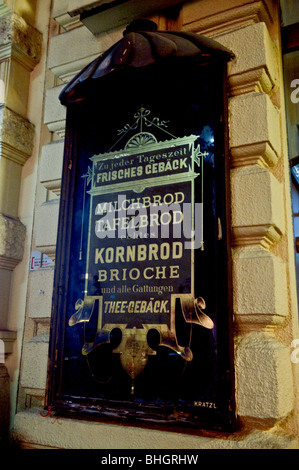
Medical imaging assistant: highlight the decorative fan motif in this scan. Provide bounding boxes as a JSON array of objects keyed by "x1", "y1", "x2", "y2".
[{"x1": 125, "y1": 132, "x2": 157, "y2": 149}]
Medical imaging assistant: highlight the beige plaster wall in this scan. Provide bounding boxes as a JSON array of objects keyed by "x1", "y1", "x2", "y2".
[{"x1": 7, "y1": 0, "x2": 299, "y2": 449}]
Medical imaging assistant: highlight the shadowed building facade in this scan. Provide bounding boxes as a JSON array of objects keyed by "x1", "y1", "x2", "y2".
[{"x1": 0, "y1": 0, "x2": 298, "y2": 449}]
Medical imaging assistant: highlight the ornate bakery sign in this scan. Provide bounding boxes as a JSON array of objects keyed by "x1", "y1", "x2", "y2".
[
  {"x1": 46, "y1": 21, "x2": 235, "y2": 431},
  {"x1": 68, "y1": 107, "x2": 213, "y2": 392}
]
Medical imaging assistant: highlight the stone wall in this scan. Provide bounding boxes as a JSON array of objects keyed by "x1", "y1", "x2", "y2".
[
  {"x1": 0, "y1": 0, "x2": 45, "y2": 445},
  {"x1": 8, "y1": 0, "x2": 299, "y2": 448}
]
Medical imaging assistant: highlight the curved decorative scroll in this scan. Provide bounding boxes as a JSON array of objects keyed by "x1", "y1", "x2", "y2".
[
  {"x1": 181, "y1": 295, "x2": 214, "y2": 329},
  {"x1": 69, "y1": 294, "x2": 214, "y2": 390}
]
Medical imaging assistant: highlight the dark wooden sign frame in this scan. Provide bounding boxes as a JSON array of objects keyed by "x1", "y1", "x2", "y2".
[{"x1": 46, "y1": 24, "x2": 236, "y2": 433}]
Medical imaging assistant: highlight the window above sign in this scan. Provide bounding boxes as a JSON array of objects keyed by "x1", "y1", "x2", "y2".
[{"x1": 67, "y1": 0, "x2": 187, "y2": 34}]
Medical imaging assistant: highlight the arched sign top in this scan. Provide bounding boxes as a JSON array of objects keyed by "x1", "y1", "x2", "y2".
[{"x1": 59, "y1": 19, "x2": 234, "y2": 105}]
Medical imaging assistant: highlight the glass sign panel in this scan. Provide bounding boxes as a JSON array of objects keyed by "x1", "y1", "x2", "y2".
[{"x1": 69, "y1": 113, "x2": 213, "y2": 393}]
